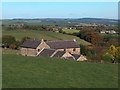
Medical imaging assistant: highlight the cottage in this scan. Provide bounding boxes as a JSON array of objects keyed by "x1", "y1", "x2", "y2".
[
  {"x1": 100, "y1": 30, "x2": 106, "y2": 34},
  {"x1": 20, "y1": 39, "x2": 50, "y2": 56},
  {"x1": 20, "y1": 39, "x2": 87, "y2": 61},
  {"x1": 109, "y1": 30, "x2": 117, "y2": 34},
  {"x1": 100, "y1": 30, "x2": 117, "y2": 34},
  {"x1": 46, "y1": 40, "x2": 80, "y2": 55}
]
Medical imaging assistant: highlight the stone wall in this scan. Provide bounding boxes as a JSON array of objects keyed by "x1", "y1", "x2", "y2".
[
  {"x1": 77, "y1": 55, "x2": 87, "y2": 61},
  {"x1": 20, "y1": 48, "x2": 37, "y2": 56},
  {"x1": 20, "y1": 48, "x2": 27, "y2": 56},
  {"x1": 27, "y1": 48, "x2": 37, "y2": 56},
  {"x1": 57, "y1": 48, "x2": 80, "y2": 55},
  {"x1": 73, "y1": 48, "x2": 80, "y2": 55},
  {"x1": 62, "y1": 52, "x2": 74, "y2": 58},
  {"x1": 36, "y1": 40, "x2": 50, "y2": 53}
]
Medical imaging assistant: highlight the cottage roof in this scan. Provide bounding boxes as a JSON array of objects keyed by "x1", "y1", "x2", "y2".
[
  {"x1": 38, "y1": 49, "x2": 56, "y2": 57},
  {"x1": 20, "y1": 40, "x2": 41, "y2": 49},
  {"x1": 52, "y1": 51, "x2": 66, "y2": 57},
  {"x1": 46, "y1": 40, "x2": 80, "y2": 49},
  {"x1": 72, "y1": 54, "x2": 81, "y2": 60},
  {"x1": 65, "y1": 57, "x2": 74, "y2": 60}
]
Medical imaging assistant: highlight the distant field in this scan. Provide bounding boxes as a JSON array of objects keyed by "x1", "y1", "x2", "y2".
[
  {"x1": 2, "y1": 53, "x2": 118, "y2": 88},
  {"x1": 2, "y1": 19, "x2": 76, "y2": 26},
  {"x1": 0, "y1": 27, "x2": 2, "y2": 35},
  {"x1": 62, "y1": 29, "x2": 80, "y2": 34},
  {"x1": 100, "y1": 33, "x2": 120, "y2": 38},
  {"x1": 2, "y1": 30, "x2": 91, "y2": 46}
]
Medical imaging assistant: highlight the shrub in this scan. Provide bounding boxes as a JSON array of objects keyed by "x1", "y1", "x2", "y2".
[
  {"x1": 2, "y1": 35, "x2": 16, "y2": 48},
  {"x1": 20, "y1": 37, "x2": 31, "y2": 44},
  {"x1": 80, "y1": 44, "x2": 87, "y2": 55},
  {"x1": 102, "y1": 54, "x2": 113, "y2": 63},
  {"x1": 116, "y1": 55, "x2": 120, "y2": 63},
  {"x1": 14, "y1": 41, "x2": 21, "y2": 49},
  {"x1": 9, "y1": 43, "x2": 17, "y2": 49}
]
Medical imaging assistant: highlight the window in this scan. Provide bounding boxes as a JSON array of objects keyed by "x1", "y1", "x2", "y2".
[
  {"x1": 38, "y1": 49, "x2": 40, "y2": 52},
  {"x1": 73, "y1": 48, "x2": 76, "y2": 51}
]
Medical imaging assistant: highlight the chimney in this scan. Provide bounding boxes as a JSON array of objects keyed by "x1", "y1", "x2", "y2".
[
  {"x1": 73, "y1": 39, "x2": 76, "y2": 42},
  {"x1": 33, "y1": 38, "x2": 36, "y2": 40},
  {"x1": 41, "y1": 39, "x2": 44, "y2": 42}
]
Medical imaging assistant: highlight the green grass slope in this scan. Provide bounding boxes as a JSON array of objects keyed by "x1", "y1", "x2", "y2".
[
  {"x1": 3, "y1": 54, "x2": 118, "y2": 88},
  {"x1": 62, "y1": 29, "x2": 80, "y2": 34},
  {"x1": 2, "y1": 30, "x2": 91, "y2": 46}
]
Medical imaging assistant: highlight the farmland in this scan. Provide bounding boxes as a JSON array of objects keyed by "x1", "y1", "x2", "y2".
[
  {"x1": 100, "y1": 33, "x2": 120, "y2": 38},
  {"x1": 1, "y1": 18, "x2": 119, "y2": 88},
  {"x1": 2, "y1": 30, "x2": 91, "y2": 46},
  {"x1": 62, "y1": 29, "x2": 80, "y2": 34},
  {"x1": 2, "y1": 52, "x2": 118, "y2": 88}
]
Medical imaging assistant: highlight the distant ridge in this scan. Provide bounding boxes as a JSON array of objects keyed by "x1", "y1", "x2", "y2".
[
  {"x1": 11, "y1": 17, "x2": 117, "y2": 20},
  {"x1": 2, "y1": 18, "x2": 118, "y2": 26}
]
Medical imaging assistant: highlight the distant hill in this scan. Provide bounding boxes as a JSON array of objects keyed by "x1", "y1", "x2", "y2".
[
  {"x1": 76, "y1": 18, "x2": 118, "y2": 25},
  {"x1": 2, "y1": 18, "x2": 118, "y2": 26}
]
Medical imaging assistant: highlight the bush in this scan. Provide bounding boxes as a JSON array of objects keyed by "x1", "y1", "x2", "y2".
[
  {"x1": 116, "y1": 55, "x2": 120, "y2": 63},
  {"x1": 15, "y1": 41, "x2": 21, "y2": 49},
  {"x1": 20, "y1": 37, "x2": 31, "y2": 44},
  {"x1": 80, "y1": 44, "x2": 87, "y2": 55},
  {"x1": 9, "y1": 43, "x2": 17, "y2": 49},
  {"x1": 102, "y1": 54, "x2": 113, "y2": 63},
  {"x1": 2, "y1": 35, "x2": 16, "y2": 48}
]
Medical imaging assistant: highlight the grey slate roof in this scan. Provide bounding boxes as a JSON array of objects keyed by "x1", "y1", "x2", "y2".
[
  {"x1": 52, "y1": 51, "x2": 66, "y2": 57},
  {"x1": 38, "y1": 49, "x2": 56, "y2": 57},
  {"x1": 46, "y1": 40, "x2": 80, "y2": 49},
  {"x1": 20, "y1": 40, "x2": 41, "y2": 49},
  {"x1": 65, "y1": 57, "x2": 75, "y2": 60},
  {"x1": 72, "y1": 54, "x2": 81, "y2": 60}
]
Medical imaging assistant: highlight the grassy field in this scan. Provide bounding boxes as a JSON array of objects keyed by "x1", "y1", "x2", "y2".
[
  {"x1": 62, "y1": 29, "x2": 80, "y2": 34},
  {"x1": 0, "y1": 26, "x2": 2, "y2": 89},
  {"x1": 0, "y1": 48, "x2": 1, "y2": 89},
  {"x1": 2, "y1": 52, "x2": 118, "y2": 88},
  {"x1": 2, "y1": 30, "x2": 91, "y2": 46},
  {"x1": 100, "y1": 33, "x2": 120, "y2": 38},
  {"x1": 1, "y1": 29, "x2": 118, "y2": 88}
]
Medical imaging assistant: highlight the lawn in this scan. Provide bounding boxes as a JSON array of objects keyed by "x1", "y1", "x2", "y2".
[
  {"x1": 62, "y1": 29, "x2": 80, "y2": 34},
  {"x1": 2, "y1": 30, "x2": 91, "y2": 46},
  {"x1": 2, "y1": 53, "x2": 118, "y2": 88}
]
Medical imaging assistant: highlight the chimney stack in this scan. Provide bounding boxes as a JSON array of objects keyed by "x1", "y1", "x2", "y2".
[
  {"x1": 73, "y1": 39, "x2": 76, "y2": 42},
  {"x1": 41, "y1": 39, "x2": 44, "y2": 42}
]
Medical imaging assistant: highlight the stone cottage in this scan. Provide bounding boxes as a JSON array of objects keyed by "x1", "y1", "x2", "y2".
[
  {"x1": 20, "y1": 39, "x2": 49, "y2": 56},
  {"x1": 20, "y1": 39, "x2": 87, "y2": 61},
  {"x1": 46, "y1": 40, "x2": 80, "y2": 55}
]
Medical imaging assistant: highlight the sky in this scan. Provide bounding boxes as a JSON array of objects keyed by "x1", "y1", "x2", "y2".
[{"x1": 2, "y1": 2, "x2": 118, "y2": 19}]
